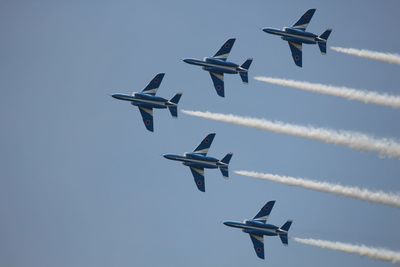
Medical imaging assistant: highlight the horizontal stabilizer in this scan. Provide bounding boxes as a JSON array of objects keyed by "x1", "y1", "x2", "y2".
[
  {"x1": 318, "y1": 42, "x2": 327, "y2": 54},
  {"x1": 219, "y1": 167, "x2": 229, "y2": 179},
  {"x1": 168, "y1": 93, "x2": 182, "y2": 117},
  {"x1": 318, "y1": 29, "x2": 332, "y2": 54},
  {"x1": 219, "y1": 153, "x2": 232, "y2": 179},
  {"x1": 168, "y1": 106, "x2": 178, "y2": 117},
  {"x1": 319, "y1": 29, "x2": 332, "y2": 41},
  {"x1": 279, "y1": 233, "x2": 289, "y2": 245},
  {"x1": 280, "y1": 220, "x2": 292, "y2": 232},
  {"x1": 221, "y1": 152, "x2": 233, "y2": 164},
  {"x1": 240, "y1": 72, "x2": 249, "y2": 83},
  {"x1": 241, "y1": 58, "x2": 253, "y2": 70},
  {"x1": 170, "y1": 92, "x2": 182, "y2": 104},
  {"x1": 278, "y1": 220, "x2": 292, "y2": 245}
]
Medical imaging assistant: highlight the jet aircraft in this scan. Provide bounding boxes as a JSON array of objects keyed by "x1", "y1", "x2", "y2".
[
  {"x1": 262, "y1": 9, "x2": 332, "y2": 67},
  {"x1": 223, "y1": 201, "x2": 292, "y2": 259},
  {"x1": 163, "y1": 133, "x2": 233, "y2": 192},
  {"x1": 112, "y1": 73, "x2": 182, "y2": 132},
  {"x1": 183, "y1": 38, "x2": 253, "y2": 97}
]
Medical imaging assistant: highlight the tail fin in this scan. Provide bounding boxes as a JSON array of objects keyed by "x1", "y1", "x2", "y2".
[
  {"x1": 320, "y1": 29, "x2": 332, "y2": 41},
  {"x1": 278, "y1": 220, "x2": 293, "y2": 245},
  {"x1": 221, "y1": 153, "x2": 233, "y2": 164},
  {"x1": 318, "y1": 29, "x2": 332, "y2": 54},
  {"x1": 168, "y1": 93, "x2": 182, "y2": 117},
  {"x1": 239, "y1": 58, "x2": 253, "y2": 83},
  {"x1": 281, "y1": 220, "x2": 292, "y2": 232},
  {"x1": 219, "y1": 153, "x2": 233, "y2": 179}
]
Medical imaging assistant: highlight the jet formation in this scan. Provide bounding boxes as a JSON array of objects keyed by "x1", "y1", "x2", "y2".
[
  {"x1": 112, "y1": 73, "x2": 182, "y2": 132},
  {"x1": 262, "y1": 9, "x2": 332, "y2": 67},
  {"x1": 108, "y1": 8, "x2": 336, "y2": 261},
  {"x1": 183, "y1": 38, "x2": 253, "y2": 97},
  {"x1": 223, "y1": 201, "x2": 292, "y2": 259},
  {"x1": 163, "y1": 133, "x2": 233, "y2": 192}
]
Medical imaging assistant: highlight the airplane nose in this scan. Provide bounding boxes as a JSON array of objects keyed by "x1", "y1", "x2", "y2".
[
  {"x1": 223, "y1": 221, "x2": 233, "y2": 227},
  {"x1": 111, "y1": 94, "x2": 119, "y2": 99},
  {"x1": 182, "y1": 58, "x2": 190, "y2": 64},
  {"x1": 262, "y1": 28, "x2": 273, "y2": 33},
  {"x1": 163, "y1": 154, "x2": 173, "y2": 160}
]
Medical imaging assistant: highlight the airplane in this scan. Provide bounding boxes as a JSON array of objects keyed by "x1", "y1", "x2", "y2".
[
  {"x1": 262, "y1": 9, "x2": 332, "y2": 67},
  {"x1": 111, "y1": 73, "x2": 182, "y2": 132},
  {"x1": 183, "y1": 38, "x2": 253, "y2": 97},
  {"x1": 223, "y1": 201, "x2": 292, "y2": 259},
  {"x1": 163, "y1": 133, "x2": 233, "y2": 192}
]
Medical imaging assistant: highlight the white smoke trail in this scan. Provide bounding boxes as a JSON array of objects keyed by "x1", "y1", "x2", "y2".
[
  {"x1": 235, "y1": 170, "x2": 400, "y2": 208},
  {"x1": 255, "y1": 76, "x2": 400, "y2": 109},
  {"x1": 181, "y1": 110, "x2": 400, "y2": 159},
  {"x1": 331, "y1": 46, "x2": 400, "y2": 65},
  {"x1": 293, "y1": 237, "x2": 400, "y2": 264}
]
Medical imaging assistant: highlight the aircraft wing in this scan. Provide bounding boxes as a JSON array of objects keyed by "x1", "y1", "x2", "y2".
[
  {"x1": 253, "y1": 200, "x2": 275, "y2": 223},
  {"x1": 138, "y1": 107, "x2": 154, "y2": 132},
  {"x1": 212, "y1": 38, "x2": 236, "y2": 61},
  {"x1": 249, "y1": 234, "x2": 265, "y2": 259},
  {"x1": 193, "y1": 133, "x2": 216, "y2": 155},
  {"x1": 292, "y1": 9, "x2": 316, "y2": 31},
  {"x1": 209, "y1": 72, "x2": 225, "y2": 97},
  {"x1": 189, "y1": 167, "x2": 205, "y2": 192},
  {"x1": 140, "y1": 73, "x2": 165, "y2": 96},
  {"x1": 288, "y1": 42, "x2": 303, "y2": 67}
]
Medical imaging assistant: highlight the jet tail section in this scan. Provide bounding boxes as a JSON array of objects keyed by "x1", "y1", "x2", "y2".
[
  {"x1": 168, "y1": 93, "x2": 182, "y2": 117},
  {"x1": 280, "y1": 220, "x2": 292, "y2": 231},
  {"x1": 241, "y1": 58, "x2": 253, "y2": 70},
  {"x1": 239, "y1": 58, "x2": 253, "y2": 83},
  {"x1": 278, "y1": 220, "x2": 293, "y2": 245},
  {"x1": 319, "y1": 29, "x2": 332, "y2": 41},
  {"x1": 221, "y1": 152, "x2": 233, "y2": 164},
  {"x1": 317, "y1": 29, "x2": 332, "y2": 54},
  {"x1": 279, "y1": 233, "x2": 289, "y2": 245},
  {"x1": 219, "y1": 153, "x2": 233, "y2": 179}
]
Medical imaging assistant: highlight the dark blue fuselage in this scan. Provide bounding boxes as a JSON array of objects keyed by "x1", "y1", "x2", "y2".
[
  {"x1": 112, "y1": 93, "x2": 172, "y2": 109},
  {"x1": 263, "y1": 27, "x2": 322, "y2": 45},
  {"x1": 183, "y1": 58, "x2": 246, "y2": 75},
  {"x1": 223, "y1": 220, "x2": 283, "y2": 237},
  {"x1": 163, "y1": 153, "x2": 225, "y2": 169}
]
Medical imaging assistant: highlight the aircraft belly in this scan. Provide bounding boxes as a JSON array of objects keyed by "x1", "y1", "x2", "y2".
[
  {"x1": 242, "y1": 226, "x2": 277, "y2": 236},
  {"x1": 203, "y1": 67, "x2": 236, "y2": 74},
  {"x1": 281, "y1": 35, "x2": 316, "y2": 44},
  {"x1": 182, "y1": 159, "x2": 218, "y2": 169},
  {"x1": 131, "y1": 99, "x2": 166, "y2": 109}
]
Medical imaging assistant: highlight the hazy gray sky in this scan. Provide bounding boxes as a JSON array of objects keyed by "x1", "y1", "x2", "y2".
[{"x1": 1, "y1": 1, "x2": 399, "y2": 266}]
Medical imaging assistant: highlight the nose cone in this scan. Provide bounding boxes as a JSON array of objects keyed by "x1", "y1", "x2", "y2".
[
  {"x1": 223, "y1": 221, "x2": 234, "y2": 227},
  {"x1": 262, "y1": 28, "x2": 274, "y2": 34},
  {"x1": 163, "y1": 154, "x2": 174, "y2": 160},
  {"x1": 111, "y1": 94, "x2": 124, "y2": 100},
  {"x1": 182, "y1": 58, "x2": 198, "y2": 65}
]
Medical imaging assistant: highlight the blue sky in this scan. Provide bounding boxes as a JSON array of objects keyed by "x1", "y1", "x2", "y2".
[{"x1": 1, "y1": 0, "x2": 399, "y2": 266}]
